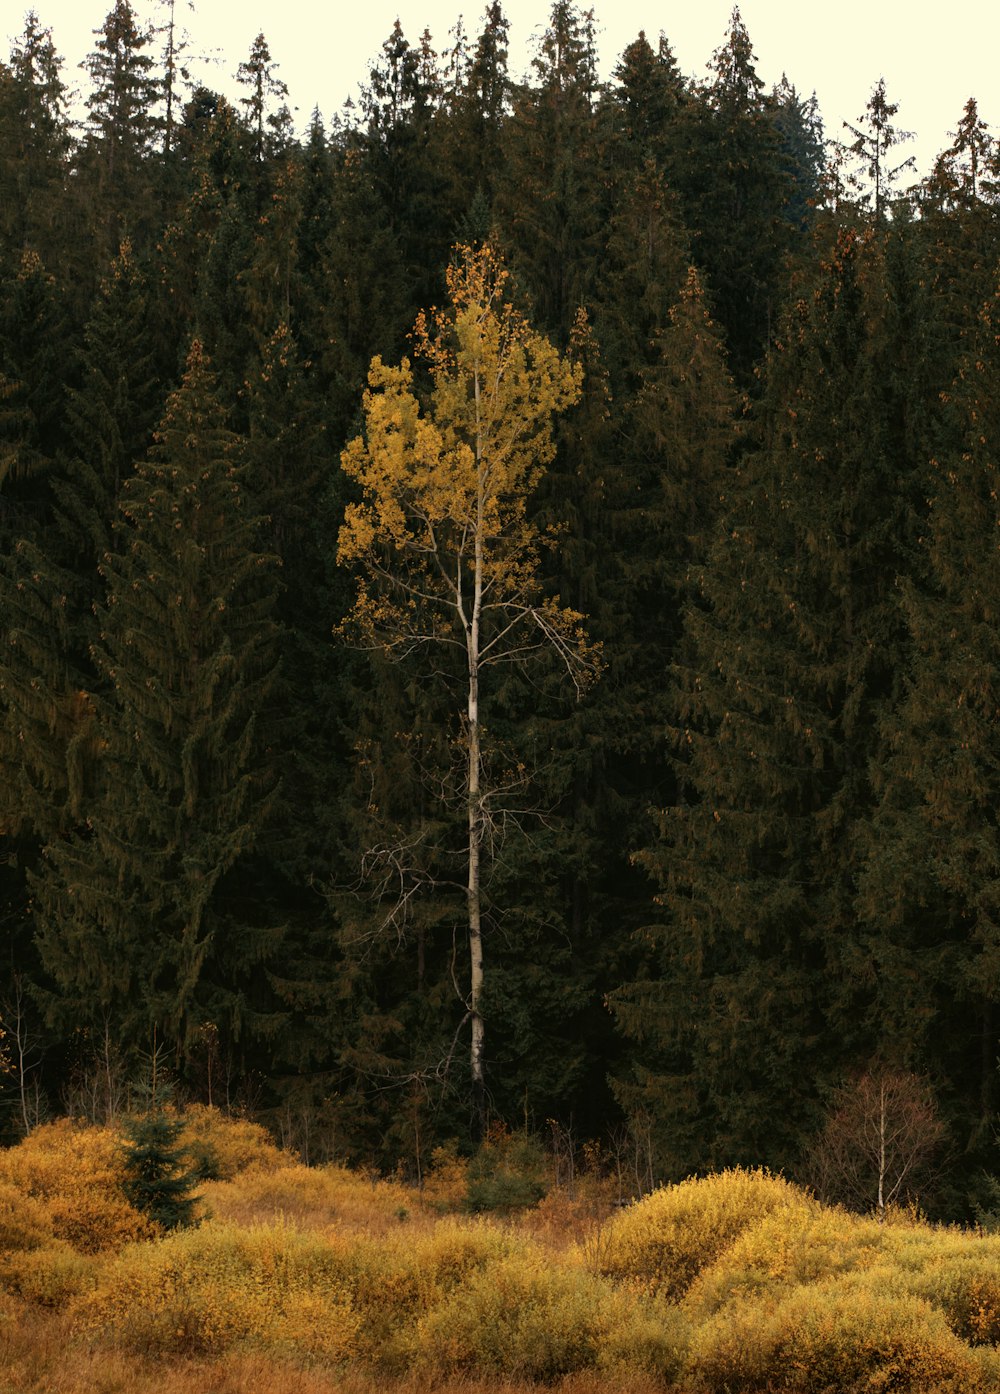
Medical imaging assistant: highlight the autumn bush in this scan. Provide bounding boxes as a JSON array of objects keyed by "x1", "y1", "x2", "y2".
[
  {"x1": 2, "y1": 1241, "x2": 96, "y2": 1307},
  {"x1": 595, "y1": 1166, "x2": 817, "y2": 1299},
  {"x1": 177, "y1": 1104, "x2": 287, "y2": 1180},
  {"x1": 682, "y1": 1203, "x2": 887, "y2": 1318},
  {"x1": 0, "y1": 1118, "x2": 156, "y2": 1253},
  {"x1": 407, "y1": 1246, "x2": 688, "y2": 1383},
  {"x1": 886, "y1": 1226, "x2": 1000, "y2": 1346},
  {"x1": 14, "y1": 1118, "x2": 1000, "y2": 1391},
  {"x1": 684, "y1": 1197, "x2": 1000, "y2": 1352},
  {"x1": 418, "y1": 1140, "x2": 470, "y2": 1212},
  {"x1": 0, "y1": 1176, "x2": 54, "y2": 1252},
  {"x1": 73, "y1": 1220, "x2": 359, "y2": 1359},
  {"x1": 333, "y1": 1217, "x2": 521, "y2": 1364},
  {"x1": 686, "y1": 1273, "x2": 988, "y2": 1393},
  {"x1": 203, "y1": 1158, "x2": 416, "y2": 1234}
]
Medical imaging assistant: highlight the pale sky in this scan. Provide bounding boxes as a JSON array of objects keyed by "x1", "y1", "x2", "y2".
[{"x1": 9, "y1": 0, "x2": 998, "y2": 179}]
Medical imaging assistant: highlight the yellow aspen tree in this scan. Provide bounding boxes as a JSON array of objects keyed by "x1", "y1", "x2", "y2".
[{"x1": 338, "y1": 243, "x2": 598, "y2": 1115}]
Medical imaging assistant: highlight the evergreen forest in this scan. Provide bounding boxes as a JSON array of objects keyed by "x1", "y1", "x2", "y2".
[{"x1": 3, "y1": 0, "x2": 1000, "y2": 1220}]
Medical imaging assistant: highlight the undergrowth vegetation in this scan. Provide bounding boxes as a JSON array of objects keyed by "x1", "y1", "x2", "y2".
[{"x1": 4, "y1": 1112, "x2": 1000, "y2": 1392}]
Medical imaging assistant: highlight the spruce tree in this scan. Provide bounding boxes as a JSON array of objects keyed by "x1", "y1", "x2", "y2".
[
  {"x1": 917, "y1": 98, "x2": 1000, "y2": 397},
  {"x1": 674, "y1": 7, "x2": 796, "y2": 380},
  {"x1": 602, "y1": 29, "x2": 689, "y2": 180},
  {"x1": 498, "y1": 0, "x2": 604, "y2": 341},
  {"x1": 612, "y1": 226, "x2": 931, "y2": 1177},
  {"x1": 437, "y1": 2, "x2": 511, "y2": 218},
  {"x1": 0, "y1": 13, "x2": 70, "y2": 265},
  {"x1": 360, "y1": 20, "x2": 449, "y2": 315},
  {"x1": 235, "y1": 32, "x2": 291, "y2": 170},
  {"x1": 841, "y1": 78, "x2": 916, "y2": 223},
  {"x1": 79, "y1": 0, "x2": 164, "y2": 261},
  {"x1": 0, "y1": 250, "x2": 78, "y2": 843},
  {"x1": 859, "y1": 283, "x2": 1000, "y2": 1155},
  {"x1": 31, "y1": 341, "x2": 282, "y2": 1064},
  {"x1": 120, "y1": 1109, "x2": 199, "y2": 1228}
]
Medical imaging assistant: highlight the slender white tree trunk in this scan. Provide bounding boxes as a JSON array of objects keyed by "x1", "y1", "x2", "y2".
[
  {"x1": 467, "y1": 364, "x2": 485, "y2": 1120},
  {"x1": 877, "y1": 1078, "x2": 887, "y2": 1221}
]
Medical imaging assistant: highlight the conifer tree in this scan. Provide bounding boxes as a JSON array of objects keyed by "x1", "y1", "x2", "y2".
[
  {"x1": 120, "y1": 1109, "x2": 200, "y2": 1228},
  {"x1": 772, "y1": 77, "x2": 825, "y2": 229},
  {"x1": 235, "y1": 32, "x2": 292, "y2": 170},
  {"x1": 31, "y1": 341, "x2": 282, "y2": 1063},
  {"x1": 498, "y1": 0, "x2": 604, "y2": 340},
  {"x1": 0, "y1": 12, "x2": 70, "y2": 264},
  {"x1": 859, "y1": 283, "x2": 1000, "y2": 1152},
  {"x1": 926, "y1": 97, "x2": 997, "y2": 208},
  {"x1": 438, "y1": 2, "x2": 511, "y2": 215},
  {"x1": 306, "y1": 125, "x2": 409, "y2": 441},
  {"x1": 158, "y1": 93, "x2": 257, "y2": 395},
  {"x1": 59, "y1": 241, "x2": 163, "y2": 574},
  {"x1": 360, "y1": 20, "x2": 448, "y2": 314},
  {"x1": 590, "y1": 160, "x2": 690, "y2": 401},
  {"x1": 841, "y1": 77, "x2": 916, "y2": 222},
  {"x1": 0, "y1": 248, "x2": 76, "y2": 842},
  {"x1": 679, "y1": 6, "x2": 795, "y2": 380},
  {"x1": 603, "y1": 30, "x2": 688, "y2": 179},
  {"x1": 80, "y1": 0, "x2": 163, "y2": 257},
  {"x1": 0, "y1": 243, "x2": 159, "y2": 846},
  {"x1": 612, "y1": 226, "x2": 930, "y2": 1176},
  {"x1": 156, "y1": 0, "x2": 193, "y2": 159},
  {"x1": 917, "y1": 98, "x2": 1000, "y2": 395}
]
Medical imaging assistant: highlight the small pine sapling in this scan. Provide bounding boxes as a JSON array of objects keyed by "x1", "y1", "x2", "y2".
[{"x1": 119, "y1": 1110, "x2": 200, "y2": 1230}]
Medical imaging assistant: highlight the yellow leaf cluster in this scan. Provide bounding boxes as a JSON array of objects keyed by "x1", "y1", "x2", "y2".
[
  {"x1": 0, "y1": 1119, "x2": 157, "y2": 1254},
  {"x1": 596, "y1": 1166, "x2": 815, "y2": 1301},
  {"x1": 338, "y1": 243, "x2": 585, "y2": 660}
]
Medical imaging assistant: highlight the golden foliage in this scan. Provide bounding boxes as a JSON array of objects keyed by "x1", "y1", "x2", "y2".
[
  {"x1": 337, "y1": 243, "x2": 596, "y2": 687},
  {"x1": 73, "y1": 1221, "x2": 359, "y2": 1359},
  {"x1": 408, "y1": 1247, "x2": 688, "y2": 1384},
  {"x1": 595, "y1": 1166, "x2": 816, "y2": 1300},
  {"x1": 0, "y1": 1177, "x2": 54, "y2": 1252},
  {"x1": 687, "y1": 1276, "x2": 985, "y2": 1393},
  {"x1": 0, "y1": 1119, "x2": 157, "y2": 1253},
  {"x1": 2, "y1": 1241, "x2": 96, "y2": 1307},
  {"x1": 417, "y1": 1141, "x2": 470, "y2": 1213},
  {"x1": 177, "y1": 1104, "x2": 287, "y2": 1180},
  {"x1": 202, "y1": 1160, "x2": 416, "y2": 1235}
]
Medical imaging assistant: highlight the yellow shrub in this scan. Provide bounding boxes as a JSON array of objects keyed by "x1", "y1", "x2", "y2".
[
  {"x1": 687, "y1": 1274, "x2": 984, "y2": 1393},
  {"x1": 0, "y1": 1178, "x2": 54, "y2": 1252},
  {"x1": 319, "y1": 1217, "x2": 520, "y2": 1364},
  {"x1": 72, "y1": 1221, "x2": 358, "y2": 1360},
  {"x1": 0, "y1": 1119, "x2": 156, "y2": 1253},
  {"x1": 1, "y1": 1241, "x2": 95, "y2": 1306},
  {"x1": 522, "y1": 1175, "x2": 621, "y2": 1251},
  {"x1": 177, "y1": 1104, "x2": 286, "y2": 1180},
  {"x1": 204, "y1": 1160, "x2": 414, "y2": 1234},
  {"x1": 394, "y1": 1215, "x2": 518, "y2": 1294},
  {"x1": 597, "y1": 1167, "x2": 817, "y2": 1300},
  {"x1": 890, "y1": 1228, "x2": 1000, "y2": 1346},
  {"x1": 418, "y1": 1141, "x2": 469, "y2": 1212},
  {"x1": 409, "y1": 1247, "x2": 687, "y2": 1384},
  {"x1": 596, "y1": 1299, "x2": 691, "y2": 1382},
  {"x1": 684, "y1": 1205, "x2": 889, "y2": 1318}
]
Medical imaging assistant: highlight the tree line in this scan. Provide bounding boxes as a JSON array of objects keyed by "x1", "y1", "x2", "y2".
[{"x1": 2, "y1": 0, "x2": 1000, "y2": 1214}]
